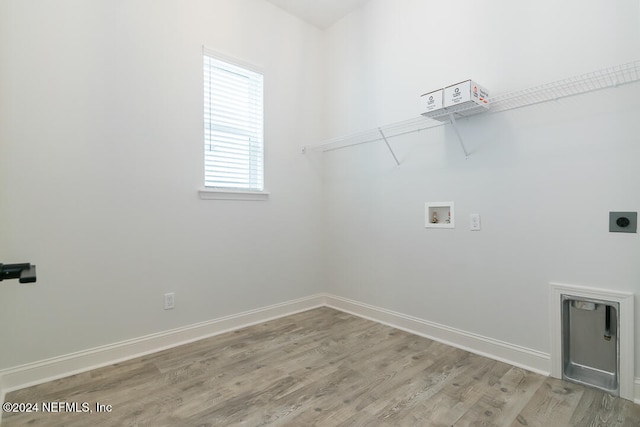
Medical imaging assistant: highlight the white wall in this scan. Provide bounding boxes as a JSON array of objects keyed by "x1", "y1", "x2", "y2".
[
  {"x1": 2, "y1": 0, "x2": 640, "y2": 390},
  {"x1": 322, "y1": 0, "x2": 640, "y2": 373},
  {"x1": 0, "y1": 0, "x2": 325, "y2": 370}
]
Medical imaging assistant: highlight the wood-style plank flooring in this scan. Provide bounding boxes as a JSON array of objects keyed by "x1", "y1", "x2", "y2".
[{"x1": 2, "y1": 307, "x2": 639, "y2": 426}]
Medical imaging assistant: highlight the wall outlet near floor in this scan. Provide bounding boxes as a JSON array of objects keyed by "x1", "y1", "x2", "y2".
[{"x1": 164, "y1": 292, "x2": 175, "y2": 310}]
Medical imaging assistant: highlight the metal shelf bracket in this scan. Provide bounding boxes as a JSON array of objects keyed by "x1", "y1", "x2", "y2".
[
  {"x1": 378, "y1": 128, "x2": 400, "y2": 166},
  {"x1": 447, "y1": 113, "x2": 470, "y2": 159}
]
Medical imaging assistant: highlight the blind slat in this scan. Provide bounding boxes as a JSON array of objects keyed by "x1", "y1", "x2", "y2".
[{"x1": 203, "y1": 53, "x2": 264, "y2": 191}]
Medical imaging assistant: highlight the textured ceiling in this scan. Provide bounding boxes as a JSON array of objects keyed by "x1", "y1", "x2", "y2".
[{"x1": 265, "y1": 0, "x2": 371, "y2": 30}]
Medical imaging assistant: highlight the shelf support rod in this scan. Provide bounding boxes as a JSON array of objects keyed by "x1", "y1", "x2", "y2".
[
  {"x1": 448, "y1": 113, "x2": 470, "y2": 159},
  {"x1": 378, "y1": 128, "x2": 400, "y2": 166}
]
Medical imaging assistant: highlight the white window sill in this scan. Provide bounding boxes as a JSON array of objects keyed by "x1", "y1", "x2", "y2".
[{"x1": 198, "y1": 188, "x2": 270, "y2": 201}]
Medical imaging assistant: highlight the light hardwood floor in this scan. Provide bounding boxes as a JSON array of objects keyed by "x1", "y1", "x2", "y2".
[{"x1": 2, "y1": 307, "x2": 639, "y2": 426}]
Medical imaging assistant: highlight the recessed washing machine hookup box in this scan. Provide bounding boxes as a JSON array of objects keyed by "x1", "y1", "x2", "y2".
[{"x1": 444, "y1": 80, "x2": 489, "y2": 116}]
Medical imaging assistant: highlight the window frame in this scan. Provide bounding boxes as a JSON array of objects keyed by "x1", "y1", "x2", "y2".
[{"x1": 199, "y1": 47, "x2": 269, "y2": 201}]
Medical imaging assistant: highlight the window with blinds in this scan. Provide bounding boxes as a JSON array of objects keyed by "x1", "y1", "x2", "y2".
[{"x1": 203, "y1": 51, "x2": 264, "y2": 191}]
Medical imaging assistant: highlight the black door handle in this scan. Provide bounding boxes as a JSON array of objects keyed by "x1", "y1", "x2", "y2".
[{"x1": 0, "y1": 263, "x2": 37, "y2": 283}]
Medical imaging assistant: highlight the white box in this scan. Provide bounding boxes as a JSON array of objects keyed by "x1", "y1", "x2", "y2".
[
  {"x1": 419, "y1": 88, "x2": 444, "y2": 115},
  {"x1": 443, "y1": 80, "x2": 489, "y2": 116}
]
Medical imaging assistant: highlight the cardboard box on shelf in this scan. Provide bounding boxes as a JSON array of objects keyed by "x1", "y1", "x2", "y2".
[
  {"x1": 443, "y1": 80, "x2": 489, "y2": 116},
  {"x1": 419, "y1": 88, "x2": 444, "y2": 115}
]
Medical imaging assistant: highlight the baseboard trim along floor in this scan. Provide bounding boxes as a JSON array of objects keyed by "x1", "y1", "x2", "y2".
[
  {"x1": 323, "y1": 295, "x2": 551, "y2": 375},
  {"x1": 0, "y1": 294, "x2": 326, "y2": 402},
  {"x1": 2, "y1": 293, "x2": 639, "y2": 405}
]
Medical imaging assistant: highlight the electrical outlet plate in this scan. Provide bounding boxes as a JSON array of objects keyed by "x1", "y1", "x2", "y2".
[
  {"x1": 470, "y1": 213, "x2": 481, "y2": 231},
  {"x1": 164, "y1": 292, "x2": 175, "y2": 310},
  {"x1": 609, "y1": 212, "x2": 637, "y2": 233}
]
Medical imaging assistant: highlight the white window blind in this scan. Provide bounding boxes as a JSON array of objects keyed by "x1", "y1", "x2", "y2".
[{"x1": 203, "y1": 51, "x2": 264, "y2": 191}]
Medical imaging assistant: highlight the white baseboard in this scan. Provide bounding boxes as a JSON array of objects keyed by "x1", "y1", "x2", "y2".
[
  {"x1": 0, "y1": 294, "x2": 326, "y2": 403},
  {"x1": 324, "y1": 294, "x2": 551, "y2": 376},
  {"x1": 326, "y1": 295, "x2": 640, "y2": 404},
  {"x1": 2, "y1": 293, "x2": 638, "y2": 410}
]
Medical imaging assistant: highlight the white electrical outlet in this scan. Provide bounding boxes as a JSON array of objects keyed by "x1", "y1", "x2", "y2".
[
  {"x1": 470, "y1": 213, "x2": 481, "y2": 231},
  {"x1": 164, "y1": 292, "x2": 175, "y2": 310}
]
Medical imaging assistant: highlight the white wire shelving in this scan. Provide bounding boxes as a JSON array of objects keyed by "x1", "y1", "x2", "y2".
[{"x1": 301, "y1": 60, "x2": 640, "y2": 161}]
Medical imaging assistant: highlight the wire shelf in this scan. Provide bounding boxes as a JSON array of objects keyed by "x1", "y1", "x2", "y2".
[
  {"x1": 489, "y1": 60, "x2": 640, "y2": 113},
  {"x1": 302, "y1": 60, "x2": 640, "y2": 153},
  {"x1": 308, "y1": 116, "x2": 444, "y2": 153}
]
